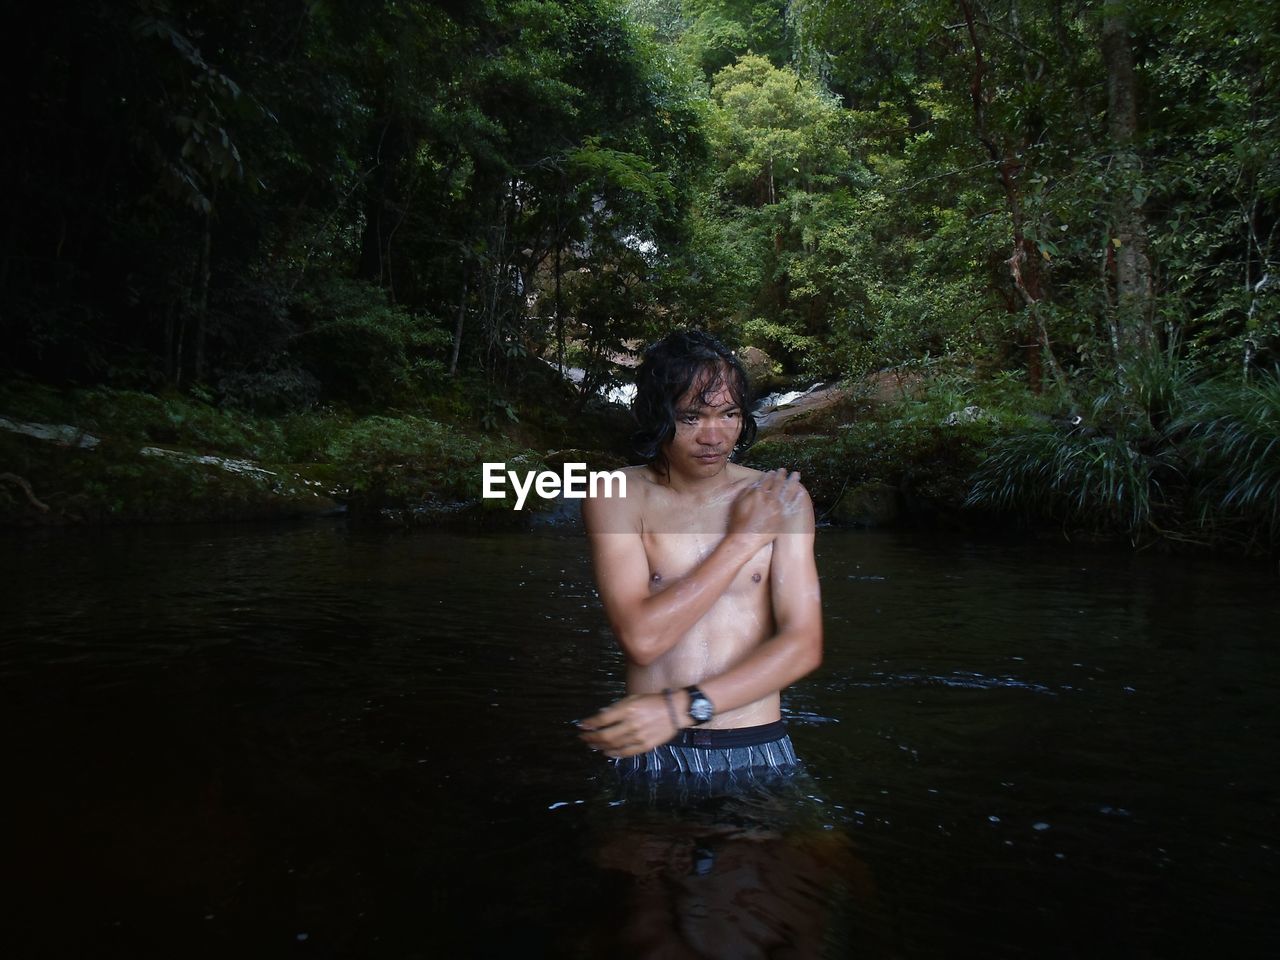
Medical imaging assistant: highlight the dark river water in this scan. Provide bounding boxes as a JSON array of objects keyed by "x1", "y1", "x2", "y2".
[{"x1": 2, "y1": 521, "x2": 1278, "y2": 958}]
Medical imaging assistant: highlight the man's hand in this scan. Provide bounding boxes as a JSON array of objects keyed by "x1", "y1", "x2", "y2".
[
  {"x1": 578, "y1": 692, "x2": 683, "y2": 758},
  {"x1": 728, "y1": 468, "x2": 805, "y2": 549}
]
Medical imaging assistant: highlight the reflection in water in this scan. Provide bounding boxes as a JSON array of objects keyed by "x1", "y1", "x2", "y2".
[
  {"x1": 581, "y1": 782, "x2": 880, "y2": 960},
  {"x1": 1, "y1": 523, "x2": 1279, "y2": 957}
]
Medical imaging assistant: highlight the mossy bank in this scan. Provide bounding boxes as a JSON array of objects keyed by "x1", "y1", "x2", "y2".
[{"x1": 0, "y1": 379, "x2": 629, "y2": 527}]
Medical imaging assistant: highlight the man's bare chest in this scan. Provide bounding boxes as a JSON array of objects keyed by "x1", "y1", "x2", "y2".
[{"x1": 641, "y1": 526, "x2": 773, "y2": 596}]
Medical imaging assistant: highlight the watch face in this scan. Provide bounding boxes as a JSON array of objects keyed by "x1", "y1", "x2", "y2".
[{"x1": 690, "y1": 696, "x2": 713, "y2": 722}]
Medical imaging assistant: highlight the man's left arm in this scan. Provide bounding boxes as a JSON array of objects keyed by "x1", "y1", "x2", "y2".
[{"x1": 695, "y1": 485, "x2": 823, "y2": 714}]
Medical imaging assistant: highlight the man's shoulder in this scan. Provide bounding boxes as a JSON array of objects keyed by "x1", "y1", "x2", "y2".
[
  {"x1": 735, "y1": 463, "x2": 816, "y2": 530},
  {"x1": 613, "y1": 464, "x2": 661, "y2": 494},
  {"x1": 582, "y1": 464, "x2": 653, "y2": 532},
  {"x1": 726, "y1": 462, "x2": 764, "y2": 484},
  {"x1": 732, "y1": 462, "x2": 813, "y2": 495},
  {"x1": 723, "y1": 462, "x2": 802, "y2": 497}
]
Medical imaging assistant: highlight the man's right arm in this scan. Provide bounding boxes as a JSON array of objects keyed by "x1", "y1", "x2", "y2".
[{"x1": 581, "y1": 469, "x2": 799, "y2": 667}]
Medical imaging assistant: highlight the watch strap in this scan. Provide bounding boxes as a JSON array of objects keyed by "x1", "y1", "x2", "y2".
[{"x1": 661, "y1": 688, "x2": 680, "y2": 733}]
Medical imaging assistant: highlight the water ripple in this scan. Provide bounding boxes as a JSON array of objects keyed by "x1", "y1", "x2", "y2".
[{"x1": 852, "y1": 670, "x2": 1059, "y2": 695}]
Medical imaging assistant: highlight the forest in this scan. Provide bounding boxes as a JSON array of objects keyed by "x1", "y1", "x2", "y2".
[{"x1": 1, "y1": 0, "x2": 1277, "y2": 554}]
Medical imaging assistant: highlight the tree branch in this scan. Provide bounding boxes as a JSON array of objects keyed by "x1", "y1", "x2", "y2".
[{"x1": 0, "y1": 473, "x2": 49, "y2": 513}]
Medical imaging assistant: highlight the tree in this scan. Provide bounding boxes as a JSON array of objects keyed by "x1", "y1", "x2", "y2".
[
  {"x1": 697, "y1": 54, "x2": 857, "y2": 370},
  {"x1": 1101, "y1": 0, "x2": 1155, "y2": 365}
]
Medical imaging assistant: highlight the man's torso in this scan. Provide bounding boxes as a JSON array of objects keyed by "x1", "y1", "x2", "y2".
[{"x1": 623, "y1": 463, "x2": 780, "y2": 729}]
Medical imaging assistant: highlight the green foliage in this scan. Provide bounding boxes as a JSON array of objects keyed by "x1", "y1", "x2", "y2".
[
  {"x1": 675, "y1": 54, "x2": 873, "y2": 373},
  {"x1": 1139, "y1": 1, "x2": 1280, "y2": 347},
  {"x1": 676, "y1": 0, "x2": 792, "y2": 75},
  {"x1": 67, "y1": 388, "x2": 283, "y2": 461},
  {"x1": 5, "y1": 0, "x2": 1279, "y2": 553},
  {"x1": 967, "y1": 351, "x2": 1280, "y2": 551},
  {"x1": 131, "y1": 12, "x2": 248, "y2": 213},
  {"x1": 0, "y1": 375, "x2": 555, "y2": 522},
  {"x1": 748, "y1": 371, "x2": 1040, "y2": 512},
  {"x1": 292, "y1": 279, "x2": 450, "y2": 407},
  {"x1": 569, "y1": 141, "x2": 672, "y2": 210},
  {"x1": 2, "y1": 0, "x2": 707, "y2": 396},
  {"x1": 321, "y1": 414, "x2": 526, "y2": 506},
  {"x1": 708, "y1": 54, "x2": 850, "y2": 201},
  {"x1": 1173, "y1": 373, "x2": 1280, "y2": 546},
  {"x1": 966, "y1": 346, "x2": 1186, "y2": 541},
  {"x1": 968, "y1": 430, "x2": 1170, "y2": 540},
  {"x1": 742, "y1": 318, "x2": 820, "y2": 365},
  {"x1": 787, "y1": 0, "x2": 1279, "y2": 390}
]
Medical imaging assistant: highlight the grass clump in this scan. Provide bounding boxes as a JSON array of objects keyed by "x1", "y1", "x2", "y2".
[
  {"x1": 966, "y1": 351, "x2": 1280, "y2": 553},
  {"x1": 1172, "y1": 374, "x2": 1280, "y2": 550},
  {"x1": 967, "y1": 430, "x2": 1173, "y2": 541}
]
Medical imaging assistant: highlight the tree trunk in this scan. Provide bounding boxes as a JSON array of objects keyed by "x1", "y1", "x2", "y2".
[
  {"x1": 554, "y1": 230, "x2": 564, "y2": 376},
  {"x1": 957, "y1": 0, "x2": 1069, "y2": 396},
  {"x1": 1102, "y1": 0, "x2": 1154, "y2": 361},
  {"x1": 173, "y1": 311, "x2": 187, "y2": 389},
  {"x1": 164, "y1": 303, "x2": 176, "y2": 387},
  {"x1": 193, "y1": 202, "x2": 213, "y2": 384},
  {"x1": 357, "y1": 120, "x2": 405, "y2": 287},
  {"x1": 449, "y1": 262, "x2": 468, "y2": 377}
]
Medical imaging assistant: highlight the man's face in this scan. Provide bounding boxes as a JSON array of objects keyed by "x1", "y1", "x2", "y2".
[{"x1": 663, "y1": 372, "x2": 743, "y2": 479}]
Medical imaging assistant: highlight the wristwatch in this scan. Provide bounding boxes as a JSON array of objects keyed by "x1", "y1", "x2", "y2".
[{"x1": 685, "y1": 685, "x2": 715, "y2": 725}]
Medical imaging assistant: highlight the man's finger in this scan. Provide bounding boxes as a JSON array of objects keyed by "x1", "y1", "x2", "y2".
[
  {"x1": 579, "y1": 716, "x2": 633, "y2": 745},
  {"x1": 579, "y1": 714, "x2": 625, "y2": 736},
  {"x1": 580, "y1": 700, "x2": 630, "y2": 729}
]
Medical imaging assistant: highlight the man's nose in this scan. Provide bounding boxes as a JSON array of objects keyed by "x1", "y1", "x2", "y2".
[{"x1": 697, "y1": 421, "x2": 727, "y2": 445}]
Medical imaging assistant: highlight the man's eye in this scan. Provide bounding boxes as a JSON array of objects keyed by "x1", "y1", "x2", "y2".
[{"x1": 680, "y1": 415, "x2": 698, "y2": 425}]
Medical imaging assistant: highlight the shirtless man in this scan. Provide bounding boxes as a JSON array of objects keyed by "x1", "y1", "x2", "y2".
[{"x1": 578, "y1": 330, "x2": 823, "y2": 784}]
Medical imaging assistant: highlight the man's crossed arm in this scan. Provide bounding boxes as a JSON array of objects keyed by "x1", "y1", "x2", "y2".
[{"x1": 578, "y1": 469, "x2": 823, "y2": 758}]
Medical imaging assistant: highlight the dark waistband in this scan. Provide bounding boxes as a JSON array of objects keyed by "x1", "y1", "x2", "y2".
[{"x1": 664, "y1": 720, "x2": 788, "y2": 750}]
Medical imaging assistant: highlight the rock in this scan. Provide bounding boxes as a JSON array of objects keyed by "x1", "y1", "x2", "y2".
[
  {"x1": 738, "y1": 345, "x2": 787, "y2": 395},
  {"x1": 942, "y1": 405, "x2": 987, "y2": 426},
  {"x1": 0, "y1": 416, "x2": 100, "y2": 448},
  {"x1": 140, "y1": 446, "x2": 279, "y2": 481},
  {"x1": 737, "y1": 346, "x2": 777, "y2": 383},
  {"x1": 530, "y1": 492, "x2": 585, "y2": 528},
  {"x1": 754, "y1": 383, "x2": 850, "y2": 434},
  {"x1": 830, "y1": 482, "x2": 900, "y2": 527}
]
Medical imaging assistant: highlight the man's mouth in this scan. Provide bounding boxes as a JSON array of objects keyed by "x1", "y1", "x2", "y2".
[{"x1": 695, "y1": 452, "x2": 725, "y2": 462}]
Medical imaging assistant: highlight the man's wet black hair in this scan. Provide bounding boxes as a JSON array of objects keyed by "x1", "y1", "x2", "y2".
[{"x1": 632, "y1": 330, "x2": 757, "y2": 473}]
